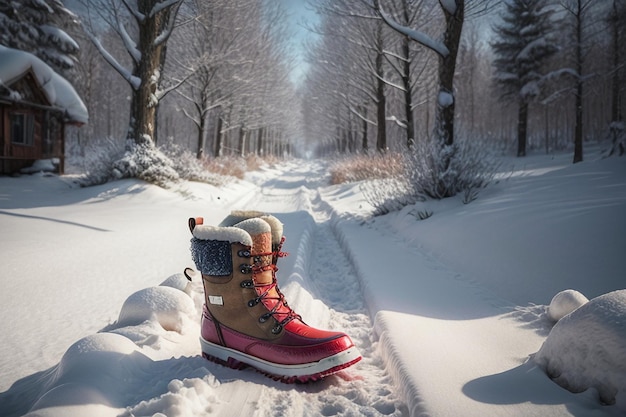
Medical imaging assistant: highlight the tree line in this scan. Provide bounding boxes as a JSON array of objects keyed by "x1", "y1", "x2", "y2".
[
  {"x1": 67, "y1": 0, "x2": 301, "y2": 159},
  {"x1": 302, "y1": 0, "x2": 626, "y2": 162},
  {"x1": 3, "y1": 0, "x2": 625, "y2": 164}
]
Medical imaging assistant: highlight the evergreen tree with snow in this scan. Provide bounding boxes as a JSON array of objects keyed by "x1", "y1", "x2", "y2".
[
  {"x1": 0, "y1": 0, "x2": 79, "y2": 75},
  {"x1": 491, "y1": 0, "x2": 558, "y2": 157}
]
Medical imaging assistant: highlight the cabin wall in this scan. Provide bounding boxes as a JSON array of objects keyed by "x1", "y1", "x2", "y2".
[{"x1": 0, "y1": 103, "x2": 64, "y2": 174}]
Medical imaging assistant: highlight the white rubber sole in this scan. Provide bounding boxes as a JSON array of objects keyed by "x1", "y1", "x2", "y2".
[{"x1": 200, "y1": 337, "x2": 362, "y2": 381}]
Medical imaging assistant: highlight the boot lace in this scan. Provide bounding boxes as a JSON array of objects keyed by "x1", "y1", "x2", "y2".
[{"x1": 250, "y1": 237, "x2": 301, "y2": 333}]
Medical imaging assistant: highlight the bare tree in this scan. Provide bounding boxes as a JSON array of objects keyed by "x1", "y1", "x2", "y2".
[
  {"x1": 607, "y1": 0, "x2": 626, "y2": 156},
  {"x1": 78, "y1": 0, "x2": 185, "y2": 146}
]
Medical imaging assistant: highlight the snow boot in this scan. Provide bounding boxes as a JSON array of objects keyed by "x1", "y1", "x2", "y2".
[{"x1": 189, "y1": 216, "x2": 361, "y2": 383}]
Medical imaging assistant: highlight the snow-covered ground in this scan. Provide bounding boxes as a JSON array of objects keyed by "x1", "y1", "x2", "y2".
[{"x1": 0, "y1": 147, "x2": 624, "y2": 416}]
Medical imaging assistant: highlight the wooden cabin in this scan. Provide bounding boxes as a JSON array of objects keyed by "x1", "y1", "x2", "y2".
[{"x1": 0, "y1": 46, "x2": 87, "y2": 175}]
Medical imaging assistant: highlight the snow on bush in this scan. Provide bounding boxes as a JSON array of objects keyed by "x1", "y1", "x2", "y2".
[
  {"x1": 547, "y1": 289, "x2": 589, "y2": 322},
  {"x1": 363, "y1": 137, "x2": 501, "y2": 215},
  {"x1": 111, "y1": 141, "x2": 180, "y2": 188},
  {"x1": 534, "y1": 290, "x2": 626, "y2": 410},
  {"x1": 72, "y1": 139, "x2": 229, "y2": 188}
]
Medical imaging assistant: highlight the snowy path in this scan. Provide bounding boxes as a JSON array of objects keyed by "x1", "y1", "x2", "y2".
[{"x1": 228, "y1": 163, "x2": 407, "y2": 416}]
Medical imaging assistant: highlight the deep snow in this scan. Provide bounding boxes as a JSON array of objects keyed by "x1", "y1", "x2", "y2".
[{"x1": 0, "y1": 147, "x2": 624, "y2": 416}]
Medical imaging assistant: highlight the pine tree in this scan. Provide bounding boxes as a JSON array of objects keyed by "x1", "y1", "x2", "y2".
[
  {"x1": 491, "y1": 0, "x2": 558, "y2": 157},
  {"x1": 0, "y1": 0, "x2": 79, "y2": 75}
]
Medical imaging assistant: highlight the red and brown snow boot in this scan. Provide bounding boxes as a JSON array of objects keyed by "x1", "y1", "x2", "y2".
[{"x1": 189, "y1": 216, "x2": 361, "y2": 382}]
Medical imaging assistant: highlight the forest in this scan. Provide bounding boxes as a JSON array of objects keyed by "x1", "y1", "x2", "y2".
[{"x1": 1, "y1": 0, "x2": 625, "y2": 167}]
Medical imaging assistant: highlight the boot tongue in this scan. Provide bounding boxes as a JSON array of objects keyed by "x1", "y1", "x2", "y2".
[
  {"x1": 234, "y1": 218, "x2": 291, "y2": 318},
  {"x1": 250, "y1": 231, "x2": 273, "y2": 285},
  {"x1": 233, "y1": 218, "x2": 273, "y2": 285}
]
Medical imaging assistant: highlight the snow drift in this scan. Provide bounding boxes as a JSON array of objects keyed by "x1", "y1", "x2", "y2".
[{"x1": 535, "y1": 290, "x2": 626, "y2": 411}]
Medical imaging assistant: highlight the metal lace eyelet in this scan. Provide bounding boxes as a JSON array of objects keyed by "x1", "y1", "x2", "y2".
[
  {"x1": 248, "y1": 299, "x2": 259, "y2": 308},
  {"x1": 259, "y1": 313, "x2": 270, "y2": 323},
  {"x1": 271, "y1": 324, "x2": 283, "y2": 334},
  {"x1": 240, "y1": 280, "x2": 253, "y2": 288},
  {"x1": 239, "y1": 264, "x2": 252, "y2": 274},
  {"x1": 238, "y1": 250, "x2": 251, "y2": 258}
]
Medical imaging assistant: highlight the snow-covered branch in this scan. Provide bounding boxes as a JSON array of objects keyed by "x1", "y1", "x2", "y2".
[
  {"x1": 349, "y1": 105, "x2": 378, "y2": 126},
  {"x1": 154, "y1": 0, "x2": 184, "y2": 47},
  {"x1": 118, "y1": 21, "x2": 141, "y2": 64},
  {"x1": 121, "y1": 0, "x2": 145, "y2": 23},
  {"x1": 149, "y1": 0, "x2": 181, "y2": 18},
  {"x1": 81, "y1": 24, "x2": 141, "y2": 90},
  {"x1": 378, "y1": 5, "x2": 449, "y2": 58}
]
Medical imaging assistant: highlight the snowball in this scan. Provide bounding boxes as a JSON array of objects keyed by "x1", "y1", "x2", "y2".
[
  {"x1": 117, "y1": 286, "x2": 196, "y2": 332},
  {"x1": 438, "y1": 91, "x2": 454, "y2": 108},
  {"x1": 534, "y1": 290, "x2": 626, "y2": 409},
  {"x1": 547, "y1": 289, "x2": 589, "y2": 322}
]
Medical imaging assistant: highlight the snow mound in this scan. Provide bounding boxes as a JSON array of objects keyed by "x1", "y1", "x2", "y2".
[
  {"x1": 534, "y1": 290, "x2": 626, "y2": 410},
  {"x1": 20, "y1": 159, "x2": 59, "y2": 174},
  {"x1": 547, "y1": 289, "x2": 589, "y2": 322},
  {"x1": 24, "y1": 333, "x2": 151, "y2": 416},
  {"x1": 160, "y1": 272, "x2": 193, "y2": 295},
  {"x1": 28, "y1": 383, "x2": 116, "y2": 417},
  {"x1": 54, "y1": 333, "x2": 150, "y2": 385},
  {"x1": 117, "y1": 286, "x2": 196, "y2": 333}
]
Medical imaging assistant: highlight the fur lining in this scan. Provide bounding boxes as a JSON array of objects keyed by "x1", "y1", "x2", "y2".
[
  {"x1": 220, "y1": 211, "x2": 283, "y2": 245},
  {"x1": 259, "y1": 215, "x2": 283, "y2": 245},
  {"x1": 219, "y1": 210, "x2": 267, "y2": 227},
  {"x1": 192, "y1": 225, "x2": 252, "y2": 246},
  {"x1": 233, "y1": 217, "x2": 271, "y2": 237}
]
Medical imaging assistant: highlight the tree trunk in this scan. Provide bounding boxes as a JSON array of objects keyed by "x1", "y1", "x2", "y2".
[
  {"x1": 573, "y1": 0, "x2": 584, "y2": 163},
  {"x1": 361, "y1": 105, "x2": 369, "y2": 153},
  {"x1": 611, "y1": 1, "x2": 621, "y2": 123},
  {"x1": 256, "y1": 127, "x2": 265, "y2": 156},
  {"x1": 196, "y1": 109, "x2": 207, "y2": 159},
  {"x1": 127, "y1": 0, "x2": 172, "y2": 146},
  {"x1": 375, "y1": 20, "x2": 387, "y2": 152},
  {"x1": 214, "y1": 114, "x2": 223, "y2": 157},
  {"x1": 517, "y1": 100, "x2": 528, "y2": 157},
  {"x1": 402, "y1": 36, "x2": 416, "y2": 148},
  {"x1": 238, "y1": 127, "x2": 247, "y2": 157},
  {"x1": 437, "y1": 0, "x2": 464, "y2": 147}
]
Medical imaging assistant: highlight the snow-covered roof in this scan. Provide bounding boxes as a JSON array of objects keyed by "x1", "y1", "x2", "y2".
[{"x1": 0, "y1": 45, "x2": 88, "y2": 124}]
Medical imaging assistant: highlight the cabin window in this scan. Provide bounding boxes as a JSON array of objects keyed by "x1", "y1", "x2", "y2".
[{"x1": 10, "y1": 113, "x2": 34, "y2": 146}]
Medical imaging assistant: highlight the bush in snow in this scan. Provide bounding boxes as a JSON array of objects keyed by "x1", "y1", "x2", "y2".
[
  {"x1": 534, "y1": 290, "x2": 626, "y2": 410},
  {"x1": 363, "y1": 137, "x2": 501, "y2": 215},
  {"x1": 605, "y1": 121, "x2": 625, "y2": 157},
  {"x1": 329, "y1": 153, "x2": 406, "y2": 185},
  {"x1": 160, "y1": 141, "x2": 229, "y2": 186},
  {"x1": 70, "y1": 138, "x2": 126, "y2": 186},
  {"x1": 406, "y1": 137, "x2": 501, "y2": 201},
  {"x1": 547, "y1": 289, "x2": 589, "y2": 322},
  {"x1": 110, "y1": 141, "x2": 180, "y2": 187},
  {"x1": 72, "y1": 139, "x2": 231, "y2": 188}
]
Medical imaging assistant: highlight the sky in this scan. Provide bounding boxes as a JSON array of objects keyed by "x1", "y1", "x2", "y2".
[{"x1": 275, "y1": 0, "x2": 320, "y2": 85}]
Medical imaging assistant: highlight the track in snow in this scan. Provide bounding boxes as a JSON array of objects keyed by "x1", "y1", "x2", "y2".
[{"x1": 239, "y1": 162, "x2": 407, "y2": 417}]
